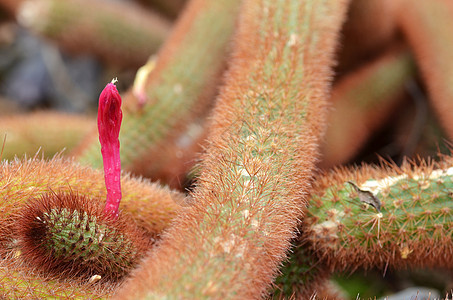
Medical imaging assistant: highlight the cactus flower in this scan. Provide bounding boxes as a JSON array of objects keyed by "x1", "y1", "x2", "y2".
[{"x1": 98, "y1": 78, "x2": 123, "y2": 219}]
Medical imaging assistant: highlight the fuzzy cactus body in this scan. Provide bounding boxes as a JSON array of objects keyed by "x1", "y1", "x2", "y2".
[
  {"x1": 323, "y1": 48, "x2": 415, "y2": 166},
  {"x1": 0, "y1": 157, "x2": 184, "y2": 297},
  {"x1": 303, "y1": 158, "x2": 453, "y2": 272},
  {"x1": 16, "y1": 0, "x2": 170, "y2": 68},
  {"x1": 0, "y1": 112, "x2": 93, "y2": 160},
  {"x1": 17, "y1": 192, "x2": 150, "y2": 280},
  {"x1": 274, "y1": 157, "x2": 453, "y2": 297}
]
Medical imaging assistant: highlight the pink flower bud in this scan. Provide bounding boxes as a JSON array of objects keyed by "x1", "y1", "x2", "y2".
[{"x1": 98, "y1": 79, "x2": 122, "y2": 220}]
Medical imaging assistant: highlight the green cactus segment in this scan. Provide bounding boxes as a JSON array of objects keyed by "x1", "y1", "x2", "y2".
[
  {"x1": 342, "y1": 50, "x2": 414, "y2": 110},
  {"x1": 77, "y1": 0, "x2": 241, "y2": 172},
  {"x1": 43, "y1": 208, "x2": 135, "y2": 267},
  {"x1": 305, "y1": 163, "x2": 453, "y2": 269},
  {"x1": 273, "y1": 161, "x2": 453, "y2": 297},
  {"x1": 322, "y1": 49, "x2": 416, "y2": 167},
  {"x1": 311, "y1": 171, "x2": 453, "y2": 245}
]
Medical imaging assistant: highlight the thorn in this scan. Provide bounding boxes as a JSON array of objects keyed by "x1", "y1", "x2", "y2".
[{"x1": 347, "y1": 181, "x2": 382, "y2": 212}]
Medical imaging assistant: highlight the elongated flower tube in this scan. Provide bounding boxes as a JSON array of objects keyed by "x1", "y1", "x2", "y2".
[{"x1": 98, "y1": 79, "x2": 123, "y2": 220}]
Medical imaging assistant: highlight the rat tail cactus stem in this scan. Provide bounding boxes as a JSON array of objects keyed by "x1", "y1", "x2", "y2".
[
  {"x1": 14, "y1": 0, "x2": 170, "y2": 68},
  {"x1": 98, "y1": 79, "x2": 123, "y2": 220},
  {"x1": 0, "y1": 112, "x2": 93, "y2": 160},
  {"x1": 275, "y1": 154, "x2": 453, "y2": 297},
  {"x1": 322, "y1": 48, "x2": 415, "y2": 167},
  {"x1": 397, "y1": 0, "x2": 453, "y2": 139},
  {"x1": 115, "y1": 0, "x2": 349, "y2": 298}
]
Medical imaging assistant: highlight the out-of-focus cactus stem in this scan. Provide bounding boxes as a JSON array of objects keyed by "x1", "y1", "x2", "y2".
[{"x1": 15, "y1": 0, "x2": 171, "y2": 68}]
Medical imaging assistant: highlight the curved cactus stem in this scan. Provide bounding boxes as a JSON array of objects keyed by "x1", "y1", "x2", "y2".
[{"x1": 322, "y1": 48, "x2": 416, "y2": 167}]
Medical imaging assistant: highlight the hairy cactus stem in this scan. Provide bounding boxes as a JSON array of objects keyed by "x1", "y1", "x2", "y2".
[
  {"x1": 275, "y1": 155, "x2": 453, "y2": 297},
  {"x1": 0, "y1": 111, "x2": 93, "y2": 160},
  {"x1": 302, "y1": 156, "x2": 453, "y2": 273},
  {"x1": 0, "y1": 255, "x2": 113, "y2": 299},
  {"x1": 114, "y1": 0, "x2": 349, "y2": 298},
  {"x1": 16, "y1": 0, "x2": 170, "y2": 68},
  {"x1": 322, "y1": 48, "x2": 415, "y2": 167}
]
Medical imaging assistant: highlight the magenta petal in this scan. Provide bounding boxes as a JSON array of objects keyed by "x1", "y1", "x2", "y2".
[{"x1": 98, "y1": 80, "x2": 123, "y2": 220}]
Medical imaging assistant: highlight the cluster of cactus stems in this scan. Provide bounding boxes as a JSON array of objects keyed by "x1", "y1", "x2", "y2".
[
  {"x1": 114, "y1": 0, "x2": 349, "y2": 298},
  {"x1": 0, "y1": 78, "x2": 181, "y2": 297},
  {"x1": 75, "y1": 0, "x2": 242, "y2": 183},
  {"x1": 1, "y1": 0, "x2": 453, "y2": 298}
]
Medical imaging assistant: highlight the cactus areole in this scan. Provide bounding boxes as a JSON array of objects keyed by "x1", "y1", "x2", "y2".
[{"x1": 98, "y1": 79, "x2": 123, "y2": 220}]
